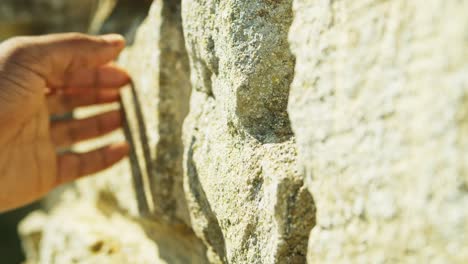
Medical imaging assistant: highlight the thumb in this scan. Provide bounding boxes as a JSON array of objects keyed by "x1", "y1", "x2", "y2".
[{"x1": 3, "y1": 33, "x2": 125, "y2": 89}]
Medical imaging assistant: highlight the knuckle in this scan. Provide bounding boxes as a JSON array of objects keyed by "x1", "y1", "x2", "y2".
[
  {"x1": 2, "y1": 37, "x2": 31, "y2": 57},
  {"x1": 64, "y1": 32, "x2": 90, "y2": 42},
  {"x1": 0, "y1": 36, "x2": 42, "y2": 68},
  {"x1": 3, "y1": 36, "x2": 30, "y2": 47},
  {"x1": 63, "y1": 32, "x2": 103, "y2": 46}
]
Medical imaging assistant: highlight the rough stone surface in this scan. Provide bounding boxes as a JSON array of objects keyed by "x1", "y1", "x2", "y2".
[
  {"x1": 181, "y1": 0, "x2": 314, "y2": 262},
  {"x1": 288, "y1": 0, "x2": 468, "y2": 263},
  {"x1": 18, "y1": 0, "x2": 468, "y2": 263}
]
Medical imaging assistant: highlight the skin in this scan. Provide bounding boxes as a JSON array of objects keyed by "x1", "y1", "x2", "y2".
[{"x1": 0, "y1": 33, "x2": 131, "y2": 212}]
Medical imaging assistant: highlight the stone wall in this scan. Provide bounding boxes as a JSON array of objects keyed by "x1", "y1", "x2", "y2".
[{"x1": 20, "y1": 0, "x2": 468, "y2": 263}]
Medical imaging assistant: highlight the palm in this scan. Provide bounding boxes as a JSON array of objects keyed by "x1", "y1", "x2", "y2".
[
  {"x1": 1, "y1": 96, "x2": 55, "y2": 206},
  {"x1": 0, "y1": 33, "x2": 130, "y2": 212}
]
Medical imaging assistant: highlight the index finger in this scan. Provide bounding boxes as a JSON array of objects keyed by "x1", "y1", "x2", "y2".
[{"x1": 8, "y1": 33, "x2": 126, "y2": 89}]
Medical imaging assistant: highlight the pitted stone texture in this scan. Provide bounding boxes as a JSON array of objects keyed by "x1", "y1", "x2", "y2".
[
  {"x1": 182, "y1": 0, "x2": 296, "y2": 144},
  {"x1": 288, "y1": 0, "x2": 468, "y2": 263},
  {"x1": 182, "y1": 0, "x2": 315, "y2": 263}
]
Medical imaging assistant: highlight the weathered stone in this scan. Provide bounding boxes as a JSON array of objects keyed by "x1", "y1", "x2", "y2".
[
  {"x1": 17, "y1": 0, "x2": 468, "y2": 263},
  {"x1": 288, "y1": 0, "x2": 468, "y2": 263},
  {"x1": 20, "y1": 1, "x2": 208, "y2": 263},
  {"x1": 119, "y1": 0, "x2": 192, "y2": 225},
  {"x1": 181, "y1": 0, "x2": 314, "y2": 262}
]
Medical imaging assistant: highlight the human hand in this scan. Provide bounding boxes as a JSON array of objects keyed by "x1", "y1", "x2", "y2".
[{"x1": 0, "y1": 33, "x2": 130, "y2": 212}]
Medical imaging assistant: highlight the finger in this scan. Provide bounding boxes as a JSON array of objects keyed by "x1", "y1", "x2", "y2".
[
  {"x1": 8, "y1": 33, "x2": 126, "y2": 89},
  {"x1": 56, "y1": 142, "x2": 129, "y2": 185},
  {"x1": 47, "y1": 89, "x2": 120, "y2": 115},
  {"x1": 63, "y1": 64, "x2": 130, "y2": 90},
  {"x1": 51, "y1": 110, "x2": 122, "y2": 147}
]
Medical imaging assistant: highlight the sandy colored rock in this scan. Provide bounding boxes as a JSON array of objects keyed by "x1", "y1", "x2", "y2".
[
  {"x1": 181, "y1": 0, "x2": 314, "y2": 262},
  {"x1": 19, "y1": 202, "x2": 206, "y2": 264},
  {"x1": 288, "y1": 0, "x2": 468, "y2": 263},
  {"x1": 118, "y1": 0, "x2": 192, "y2": 225},
  {"x1": 18, "y1": 0, "x2": 468, "y2": 263}
]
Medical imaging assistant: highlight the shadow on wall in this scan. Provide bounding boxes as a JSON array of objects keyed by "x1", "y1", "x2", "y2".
[{"x1": 186, "y1": 137, "x2": 228, "y2": 262}]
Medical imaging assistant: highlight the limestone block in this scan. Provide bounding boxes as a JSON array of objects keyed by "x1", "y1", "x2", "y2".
[
  {"x1": 182, "y1": 0, "x2": 315, "y2": 262},
  {"x1": 118, "y1": 0, "x2": 192, "y2": 224},
  {"x1": 288, "y1": 0, "x2": 468, "y2": 263},
  {"x1": 50, "y1": 0, "x2": 190, "y2": 222}
]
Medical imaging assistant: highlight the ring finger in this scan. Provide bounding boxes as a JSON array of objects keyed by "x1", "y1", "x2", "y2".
[{"x1": 50, "y1": 110, "x2": 122, "y2": 148}]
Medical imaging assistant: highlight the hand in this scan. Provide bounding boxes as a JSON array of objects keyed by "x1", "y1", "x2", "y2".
[{"x1": 0, "y1": 33, "x2": 131, "y2": 212}]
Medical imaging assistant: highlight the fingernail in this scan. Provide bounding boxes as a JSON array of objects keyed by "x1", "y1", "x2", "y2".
[{"x1": 101, "y1": 34, "x2": 125, "y2": 46}]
